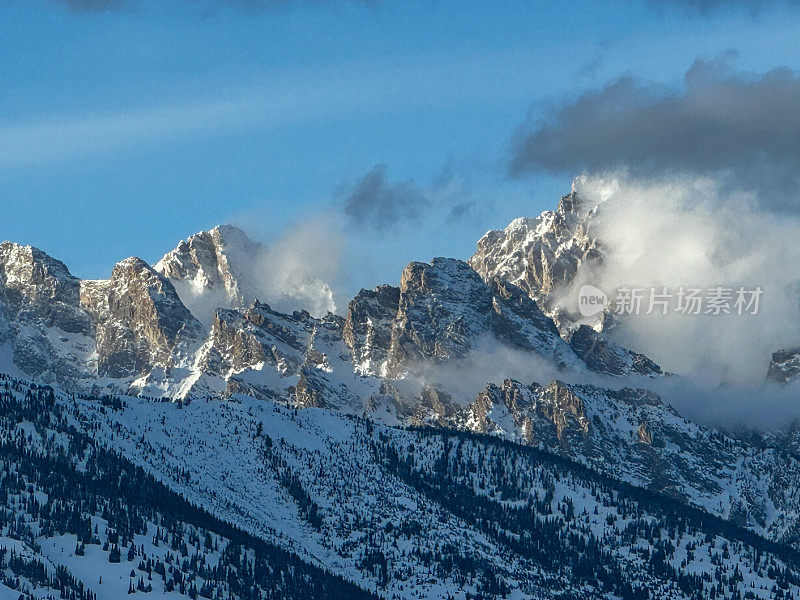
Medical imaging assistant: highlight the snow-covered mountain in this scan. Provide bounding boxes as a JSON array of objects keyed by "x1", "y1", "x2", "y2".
[
  {"x1": 469, "y1": 188, "x2": 605, "y2": 335},
  {"x1": 0, "y1": 222, "x2": 662, "y2": 404},
  {"x1": 155, "y1": 224, "x2": 338, "y2": 325},
  {"x1": 4, "y1": 372, "x2": 800, "y2": 600},
  {"x1": 154, "y1": 225, "x2": 264, "y2": 325},
  {"x1": 4, "y1": 191, "x2": 800, "y2": 598},
  {"x1": 470, "y1": 189, "x2": 800, "y2": 387}
]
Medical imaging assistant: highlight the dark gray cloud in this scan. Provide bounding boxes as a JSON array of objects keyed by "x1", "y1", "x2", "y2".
[
  {"x1": 344, "y1": 165, "x2": 429, "y2": 230},
  {"x1": 510, "y1": 53, "x2": 800, "y2": 209},
  {"x1": 448, "y1": 202, "x2": 473, "y2": 221}
]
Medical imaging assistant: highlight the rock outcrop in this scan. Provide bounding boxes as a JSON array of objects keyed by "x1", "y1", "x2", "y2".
[
  {"x1": 0, "y1": 241, "x2": 92, "y2": 335},
  {"x1": 469, "y1": 190, "x2": 603, "y2": 333},
  {"x1": 80, "y1": 257, "x2": 203, "y2": 379},
  {"x1": 155, "y1": 225, "x2": 263, "y2": 324},
  {"x1": 766, "y1": 348, "x2": 800, "y2": 384},
  {"x1": 569, "y1": 324, "x2": 661, "y2": 376},
  {"x1": 343, "y1": 284, "x2": 400, "y2": 375}
]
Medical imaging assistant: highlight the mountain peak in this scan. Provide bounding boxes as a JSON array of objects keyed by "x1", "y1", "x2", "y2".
[
  {"x1": 557, "y1": 189, "x2": 583, "y2": 216},
  {"x1": 0, "y1": 240, "x2": 78, "y2": 284},
  {"x1": 155, "y1": 224, "x2": 263, "y2": 325},
  {"x1": 209, "y1": 223, "x2": 251, "y2": 241},
  {"x1": 113, "y1": 255, "x2": 153, "y2": 273},
  {"x1": 469, "y1": 186, "x2": 603, "y2": 334},
  {"x1": 0, "y1": 240, "x2": 91, "y2": 340}
]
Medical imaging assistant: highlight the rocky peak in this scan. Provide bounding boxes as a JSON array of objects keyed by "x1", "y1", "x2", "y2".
[
  {"x1": 386, "y1": 258, "x2": 495, "y2": 376},
  {"x1": 155, "y1": 224, "x2": 263, "y2": 324},
  {"x1": 0, "y1": 242, "x2": 77, "y2": 302},
  {"x1": 556, "y1": 190, "x2": 583, "y2": 217},
  {"x1": 80, "y1": 257, "x2": 202, "y2": 379},
  {"x1": 0, "y1": 241, "x2": 91, "y2": 334},
  {"x1": 381, "y1": 256, "x2": 654, "y2": 379},
  {"x1": 106, "y1": 257, "x2": 199, "y2": 342},
  {"x1": 468, "y1": 190, "x2": 603, "y2": 333}
]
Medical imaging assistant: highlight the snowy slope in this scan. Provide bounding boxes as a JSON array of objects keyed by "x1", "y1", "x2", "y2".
[
  {"x1": 0, "y1": 374, "x2": 374, "y2": 600},
  {"x1": 53, "y1": 377, "x2": 800, "y2": 599}
]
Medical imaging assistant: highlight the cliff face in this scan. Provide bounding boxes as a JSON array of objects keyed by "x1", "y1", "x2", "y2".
[
  {"x1": 343, "y1": 284, "x2": 399, "y2": 375},
  {"x1": 4, "y1": 196, "x2": 800, "y2": 551},
  {"x1": 81, "y1": 257, "x2": 203, "y2": 379},
  {"x1": 469, "y1": 190, "x2": 603, "y2": 334},
  {"x1": 154, "y1": 224, "x2": 264, "y2": 325}
]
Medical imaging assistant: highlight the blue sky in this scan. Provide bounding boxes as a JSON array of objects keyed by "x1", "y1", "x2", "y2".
[{"x1": 2, "y1": 0, "x2": 800, "y2": 295}]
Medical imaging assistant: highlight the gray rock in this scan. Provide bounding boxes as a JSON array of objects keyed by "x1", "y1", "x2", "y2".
[
  {"x1": 469, "y1": 190, "x2": 602, "y2": 334},
  {"x1": 387, "y1": 258, "x2": 494, "y2": 376},
  {"x1": 343, "y1": 284, "x2": 399, "y2": 374},
  {"x1": 569, "y1": 324, "x2": 661, "y2": 376},
  {"x1": 766, "y1": 348, "x2": 800, "y2": 383},
  {"x1": 0, "y1": 241, "x2": 92, "y2": 335},
  {"x1": 80, "y1": 257, "x2": 203, "y2": 378}
]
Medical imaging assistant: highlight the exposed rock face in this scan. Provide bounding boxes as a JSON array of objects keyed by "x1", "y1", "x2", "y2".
[
  {"x1": 0, "y1": 244, "x2": 207, "y2": 391},
  {"x1": 469, "y1": 191, "x2": 603, "y2": 333},
  {"x1": 198, "y1": 309, "x2": 266, "y2": 378},
  {"x1": 490, "y1": 279, "x2": 559, "y2": 339},
  {"x1": 0, "y1": 243, "x2": 96, "y2": 388},
  {"x1": 766, "y1": 348, "x2": 800, "y2": 384},
  {"x1": 487, "y1": 278, "x2": 574, "y2": 366},
  {"x1": 80, "y1": 257, "x2": 203, "y2": 379},
  {"x1": 461, "y1": 379, "x2": 590, "y2": 447},
  {"x1": 387, "y1": 258, "x2": 495, "y2": 376},
  {"x1": 382, "y1": 257, "x2": 648, "y2": 379},
  {"x1": 569, "y1": 324, "x2": 661, "y2": 376},
  {"x1": 538, "y1": 380, "x2": 591, "y2": 442},
  {"x1": 343, "y1": 284, "x2": 400, "y2": 375},
  {"x1": 198, "y1": 301, "x2": 312, "y2": 379},
  {"x1": 463, "y1": 379, "x2": 537, "y2": 443},
  {"x1": 0, "y1": 242, "x2": 92, "y2": 335},
  {"x1": 638, "y1": 421, "x2": 653, "y2": 444},
  {"x1": 155, "y1": 225, "x2": 263, "y2": 324}
]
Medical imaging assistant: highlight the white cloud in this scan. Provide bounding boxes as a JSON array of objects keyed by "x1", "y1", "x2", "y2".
[
  {"x1": 559, "y1": 173, "x2": 800, "y2": 390},
  {"x1": 252, "y1": 215, "x2": 342, "y2": 318}
]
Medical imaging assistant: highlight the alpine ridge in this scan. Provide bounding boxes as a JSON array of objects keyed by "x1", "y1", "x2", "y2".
[{"x1": 2, "y1": 190, "x2": 800, "y2": 599}]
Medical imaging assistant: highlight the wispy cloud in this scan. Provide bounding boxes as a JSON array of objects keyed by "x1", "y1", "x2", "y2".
[{"x1": 0, "y1": 52, "x2": 542, "y2": 170}]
